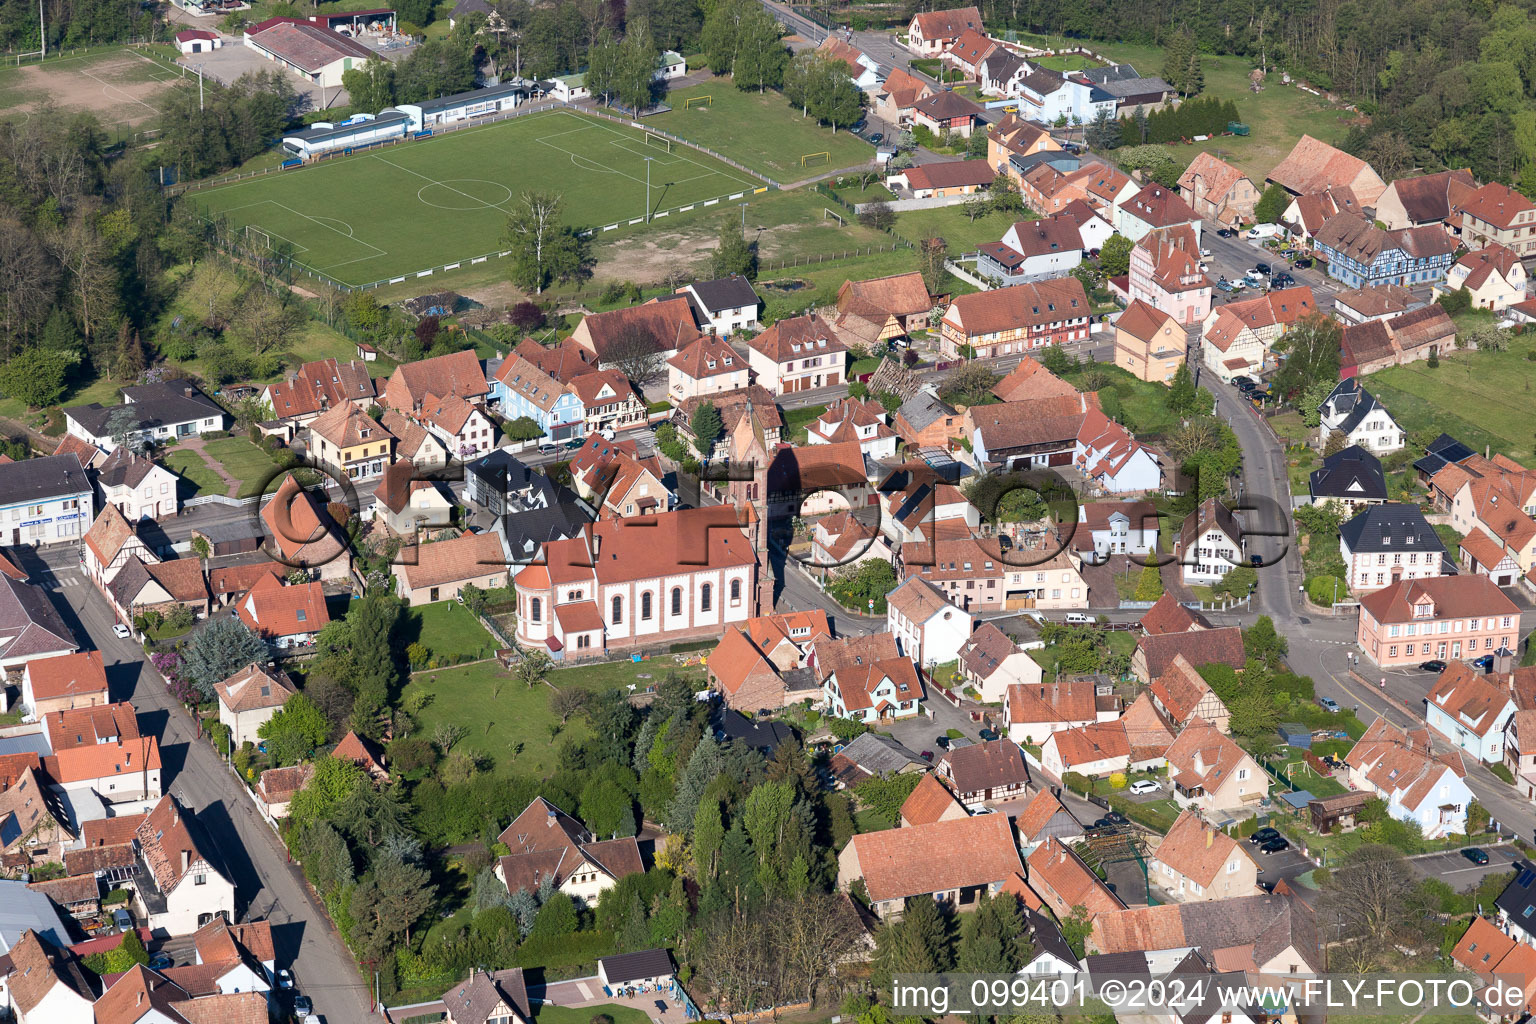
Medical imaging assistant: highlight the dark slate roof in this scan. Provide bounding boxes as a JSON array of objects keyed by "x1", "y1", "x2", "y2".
[
  {"x1": 688, "y1": 275, "x2": 760, "y2": 314},
  {"x1": 0, "y1": 454, "x2": 89, "y2": 503},
  {"x1": 1337, "y1": 502, "x2": 1446, "y2": 557},
  {"x1": 598, "y1": 948, "x2": 675, "y2": 985},
  {"x1": 1081, "y1": 62, "x2": 1141, "y2": 84},
  {"x1": 467, "y1": 449, "x2": 538, "y2": 493},
  {"x1": 193, "y1": 520, "x2": 265, "y2": 544},
  {"x1": 712, "y1": 707, "x2": 795, "y2": 752},
  {"x1": 441, "y1": 968, "x2": 531, "y2": 1024},
  {"x1": 838, "y1": 731, "x2": 926, "y2": 775},
  {"x1": 1025, "y1": 908, "x2": 1079, "y2": 967},
  {"x1": 496, "y1": 485, "x2": 594, "y2": 562},
  {"x1": 95, "y1": 448, "x2": 158, "y2": 490},
  {"x1": 0, "y1": 576, "x2": 76, "y2": 659},
  {"x1": 415, "y1": 80, "x2": 528, "y2": 115},
  {"x1": 1089, "y1": 75, "x2": 1173, "y2": 99},
  {"x1": 64, "y1": 381, "x2": 224, "y2": 436},
  {"x1": 1308, "y1": 444, "x2": 1387, "y2": 502},
  {"x1": 1319, "y1": 377, "x2": 1390, "y2": 437},
  {"x1": 1496, "y1": 860, "x2": 1536, "y2": 934},
  {"x1": 1414, "y1": 433, "x2": 1476, "y2": 478},
  {"x1": 896, "y1": 389, "x2": 958, "y2": 433}
]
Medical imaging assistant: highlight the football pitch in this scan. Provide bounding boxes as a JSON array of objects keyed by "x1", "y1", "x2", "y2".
[{"x1": 191, "y1": 109, "x2": 765, "y2": 287}]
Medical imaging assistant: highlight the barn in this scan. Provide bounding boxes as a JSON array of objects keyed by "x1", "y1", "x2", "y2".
[
  {"x1": 175, "y1": 29, "x2": 222, "y2": 54},
  {"x1": 282, "y1": 110, "x2": 411, "y2": 160},
  {"x1": 244, "y1": 17, "x2": 378, "y2": 88}
]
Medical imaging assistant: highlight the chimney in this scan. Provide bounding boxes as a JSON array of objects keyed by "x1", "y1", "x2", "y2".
[
  {"x1": 1495, "y1": 647, "x2": 1516, "y2": 675},
  {"x1": 181, "y1": 849, "x2": 190, "y2": 874},
  {"x1": 185, "y1": 387, "x2": 195, "y2": 399},
  {"x1": 1205, "y1": 827, "x2": 1213, "y2": 848},
  {"x1": 172, "y1": 804, "x2": 179, "y2": 828}
]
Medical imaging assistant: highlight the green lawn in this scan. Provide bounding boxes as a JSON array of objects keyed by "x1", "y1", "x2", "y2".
[
  {"x1": 400, "y1": 601, "x2": 496, "y2": 664},
  {"x1": 163, "y1": 448, "x2": 226, "y2": 499},
  {"x1": 199, "y1": 436, "x2": 281, "y2": 498},
  {"x1": 191, "y1": 108, "x2": 762, "y2": 286},
  {"x1": 546, "y1": 657, "x2": 709, "y2": 692},
  {"x1": 1063, "y1": 363, "x2": 1180, "y2": 436},
  {"x1": 643, "y1": 81, "x2": 877, "y2": 182},
  {"x1": 1083, "y1": 40, "x2": 1357, "y2": 183},
  {"x1": 894, "y1": 204, "x2": 1034, "y2": 255},
  {"x1": 1363, "y1": 334, "x2": 1536, "y2": 463},
  {"x1": 532, "y1": 1006, "x2": 652, "y2": 1024},
  {"x1": 784, "y1": 404, "x2": 830, "y2": 444},
  {"x1": 1031, "y1": 54, "x2": 1102, "y2": 72}
]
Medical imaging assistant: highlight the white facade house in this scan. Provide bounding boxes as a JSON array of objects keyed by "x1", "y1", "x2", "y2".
[
  {"x1": 1178, "y1": 498, "x2": 1244, "y2": 586},
  {"x1": 0, "y1": 455, "x2": 93, "y2": 547},
  {"x1": 1318, "y1": 379, "x2": 1405, "y2": 453},
  {"x1": 1079, "y1": 502, "x2": 1159, "y2": 560},
  {"x1": 679, "y1": 276, "x2": 761, "y2": 337},
  {"x1": 886, "y1": 576, "x2": 975, "y2": 671},
  {"x1": 64, "y1": 381, "x2": 227, "y2": 450},
  {"x1": 822, "y1": 657, "x2": 925, "y2": 723},
  {"x1": 135, "y1": 795, "x2": 237, "y2": 933},
  {"x1": 96, "y1": 449, "x2": 178, "y2": 522},
  {"x1": 1346, "y1": 719, "x2": 1473, "y2": 837},
  {"x1": 1425, "y1": 663, "x2": 1517, "y2": 763}
]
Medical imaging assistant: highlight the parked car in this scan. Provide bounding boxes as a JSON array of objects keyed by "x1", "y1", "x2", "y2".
[
  {"x1": 277, "y1": 970, "x2": 294, "y2": 990},
  {"x1": 1279, "y1": 249, "x2": 1298, "y2": 259},
  {"x1": 1293, "y1": 256, "x2": 1314, "y2": 268},
  {"x1": 869, "y1": 133, "x2": 884, "y2": 145},
  {"x1": 1462, "y1": 848, "x2": 1491, "y2": 865},
  {"x1": 1103, "y1": 811, "x2": 1127, "y2": 825},
  {"x1": 1217, "y1": 227, "x2": 1236, "y2": 237},
  {"x1": 1231, "y1": 375, "x2": 1257, "y2": 389},
  {"x1": 294, "y1": 996, "x2": 313, "y2": 1017},
  {"x1": 850, "y1": 118, "x2": 867, "y2": 133},
  {"x1": 1259, "y1": 837, "x2": 1290, "y2": 854},
  {"x1": 1250, "y1": 554, "x2": 1264, "y2": 567},
  {"x1": 1272, "y1": 272, "x2": 1295, "y2": 288},
  {"x1": 1419, "y1": 660, "x2": 1447, "y2": 673},
  {"x1": 1200, "y1": 247, "x2": 1212, "y2": 258},
  {"x1": 935, "y1": 735, "x2": 950, "y2": 750},
  {"x1": 1246, "y1": 223, "x2": 1281, "y2": 240},
  {"x1": 1249, "y1": 827, "x2": 1281, "y2": 845},
  {"x1": 1318, "y1": 696, "x2": 1341, "y2": 713},
  {"x1": 1255, "y1": 262, "x2": 1272, "y2": 276},
  {"x1": 563, "y1": 438, "x2": 585, "y2": 451},
  {"x1": 1216, "y1": 279, "x2": 1236, "y2": 293},
  {"x1": 1129, "y1": 779, "x2": 1159, "y2": 795},
  {"x1": 147, "y1": 954, "x2": 173, "y2": 971},
  {"x1": 1473, "y1": 654, "x2": 1496, "y2": 670},
  {"x1": 112, "y1": 623, "x2": 132, "y2": 639},
  {"x1": 1092, "y1": 817, "x2": 1115, "y2": 829},
  {"x1": 979, "y1": 728, "x2": 998, "y2": 741},
  {"x1": 112, "y1": 908, "x2": 132, "y2": 931}
]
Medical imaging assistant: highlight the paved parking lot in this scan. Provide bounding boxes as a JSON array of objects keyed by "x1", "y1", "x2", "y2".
[
  {"x1": 1409, "y1": 844, "x2": 1520, "y2": 883},
  {"x1": 176, "y1": 39, "x2": 348, "y2": 111},
  {"x1": 1254, "y1": 843, "x2": 1315, "y2": 885}
]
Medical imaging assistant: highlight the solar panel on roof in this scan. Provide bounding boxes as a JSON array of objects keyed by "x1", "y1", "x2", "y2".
[{"x1": 1519, "y1": 867, "x2": 1535, "y2": 887}]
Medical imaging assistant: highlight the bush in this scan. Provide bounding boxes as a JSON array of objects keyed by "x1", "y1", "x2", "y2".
[
  {"x1": 1306, "y1": 575, "x2": 1345, "y2": 606},
  {"x1": 1108, "y1": 772, "x2": 1127, "y2": 790}
]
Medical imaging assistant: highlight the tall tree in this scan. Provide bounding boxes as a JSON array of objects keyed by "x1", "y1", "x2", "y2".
[
  {"x1": 614, "y1": 18, "x2": 661, "y2": 113},
  {"x1": 503, "y1": 191, "x2": 588, "y2": 294},
  {"x1": 341, "y1": 58, "x2": 396, "y2": 111},
  {"x1": 349, "y1": 596, "x2": 401, "y2": 739},
  {"x1": 732, "y1": 5, "x2": 787, "y2": 92},
  {"x1": 691, "y1": 401, "x2": 723, "y2": 455},
  {"x1": 1254, "y1": 182, "x2": 1290, "y2": 224},
  {"x1": 182, "y1": 618, "x2": 267, "y2": 702}
]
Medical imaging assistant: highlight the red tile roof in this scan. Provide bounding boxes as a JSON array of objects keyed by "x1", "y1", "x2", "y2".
[
  {"x1": 236, "y1": 574, "x2": 329, "y2": 639},
  {"x1": 25, "y1": 650, "x2": 107, "y2": 702},
  {"x1": 845, "y1": 812, "x2": 1022, "y2": 904}
]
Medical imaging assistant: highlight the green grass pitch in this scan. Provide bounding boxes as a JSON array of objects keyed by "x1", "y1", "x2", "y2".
[{"x1": 191, "y1": 109, "x2": 763, "y2": 287}]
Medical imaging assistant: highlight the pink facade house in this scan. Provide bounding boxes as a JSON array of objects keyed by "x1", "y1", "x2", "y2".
[
  {"x1": 1128, "y1": 226, "x2": 1211, "y2": 326},
  {"x1": 1356, "y1": 575, "x2": 1520, "y2": 669}
]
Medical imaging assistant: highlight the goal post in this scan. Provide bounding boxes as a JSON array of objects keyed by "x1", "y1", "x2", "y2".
[
  {"x1": 684, "y1": 95, "x2": 712, "y2": 109},
  {"x1": 801, "y1": 151, "x2": 830, "y2": 167},
  {"x1": 244, "y1": 225, "x2": 274, "y2": 252},
  {"x1": 643, "y1": 132, "x2": 672, "y2": 153},
  {"x1": 822, "y1": 207, "x2": 844, "y2": 226}
]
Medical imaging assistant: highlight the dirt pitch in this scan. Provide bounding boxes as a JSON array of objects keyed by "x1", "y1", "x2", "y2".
[{"x1": 0, "y1": 49, "x2": 186, "y2": 132}]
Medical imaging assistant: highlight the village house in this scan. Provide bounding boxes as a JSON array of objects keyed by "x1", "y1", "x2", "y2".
[
  {"x1": 1038, "y1": 719, "x2": 1128, "y2": 778},
  {"x1": 0, "y1": 575, "x2": 78, "y2": 674},
  {"x1": 394, "y1": 532, "x2": 508, "y2": 605},
  {"x1": 106, "y1": 556, "x2": 209, "y2": 628},
  {"x1": 1317, "y1": 378, "x2": 1405, "y2": 453},
  {"x1": 1127, "y1": 225, "x2": 1211, "y2": 326},
  {"x1": 256, "y1": 763, "x2": 312, "y2": 821},
  {"x1": 1437, "y1": 243, "x2": 1528, "y2": 311},
  {"x1": 0, "y1": 929, "x2": 96, "y2": 1024},
  {"x1": 911, "y1": 90, "x2": 984, "y2": 137},
  {"x1": 894, "y1": 388, "x2": 964, "y2": 450},
  {"x1": 676, "y1": 275, "x2": 761, "y2": 338},
  {"x1": 902, "y1": 532, "x2": 1089, "y2": 611},
  {"x1": 1457, "y1": 182, "x2": 1536, "y2": 256},
  {"x1": 887, "y1": 575, "x2": 974, "y2": 670},
  {"x1": 514, "y1": 506, "x2": 757, "y2": 659},
  {"x1": 64, "y1": 380, "x2": 228, "y2": 450},
  {"x1": 419, "y1": 392, "x2": 498, "y2": 461},
  {"x1": 835, "y1": 272, "x2": 932, "y2": 340},
  {"x1": 939, "y1": 278, "x2": 1091, "y2": 359},
  {"x1": 494, "y1": 797, "x2": 644, "y2": 902},
  {"x1": 823, "y1": 655, "x2": 924, "y2": 723},
  {"x1": 667, "y1": 335, "x2": 749, "y2": 405},
  {"x1": 874, "y1": 67, "x2": 934, "y2": 124},
  {"x1": 1008, "y1": 67, "x2": 1116, "y2": 125},
  {"x1": 1, "y1": 763, "x2": 71, "y2": 871},
  {"x1": 1165, "y1": 718, "x2": 1267, "y2": 815},
  {"x1": 744, "y1": 312, "x2": 848, "y2": 395},
  {"x1": 906, "y1": 6, "x2": 983, "y2": 56},
  {"x1": 263, "y1": 356, "x2": 375, "y2": 426},
  {"x1": 976, "y1": 215, "x2": 1084, "y2": 286},
  {"x1": 1339, "y1": 502, "x2": 1448, "y2": 592},
  {"x1": 214, "y1": 663, "x2": 296, "y2": 749},
  {"x1": 1427, "y1": 660, "x2": 1518, "y2": 763},
  {"x1": 889, "y1": 159, "x2": 996, "y2": 198},
  {"x1": 1140, "y1": 592, "x2": 1210, "y2": 635},
  {"x1": 1266, "y1": 134, "x2": 1387, "y2": 207},
  {"x1": 707, "y1": 611, "x2": 829, "y2": 711},
  {"x1": 1113, "y1": 299, "x2": 1185, "y2": 384},
  {"x1": 237, "y1": 573, "x2": 330, "y2": 649},
  {"x1": 1089, "y1": 894, "x2": 1321, "y2": 975},
  {"x1": 1148, "y1": 653, "x2": 1231, "y2": 733},
  {"x1": 382, "y1": 348, "x2": 489, "y2": 414},
  {"x1": 806, "y1": 397, "x2": 898, "y2": 458},
  {"x1": 1114, "y1": 183, "x2": 1201, "y2": 243},
  {"x1": 837, "y1": 812, "x2": 1023, "y2": 919},
  {"x1": 379, "y1": 408, "x2": 450, "y2": 469},
  {"x1": 1013, "y1": 789, "x2": 1084, "y2": 852},
  {"x1": 306, "y1": 403, "x2": 394, "y2": 481},
  {"x1": 1198, "y1": 286, "x2": 1317, "y2": 382},
  {"x1": 438, "y1": 967, "x2": 535, "y2": 1024},
  {"x1": 986, "y1": 112, "x2": 1060, "y2": 177},
  {"x1": 1338, "y1": 305, "x2": 1457, "y2": 378},
  {"x1": 261, "y1": 474, "x2": 351, "y2": 581},
  {"x1": 817, "y1": 34, "x2": 882, "y2": 88},
  {"x1": 0, "y1": 454, "x2": 92, "y2": 548},
  {"x1": 1451, "y1": 916, "x2": 1536, "y2": 1016},
  {"x1": 957, "y1": 620, "x2": 1042, "y2": 703},
  {"x1": 1356, "y1": 574, "x2": 1520, "y2": 668},
  {"x1": 1074, "y1": 500, "x2": 1159, "y2": 561},
  {"x1": 1176, "y1": 497, "x2": 1243, "y2": 585},
  {"x1": 40, "y1": 714, "x2": 161, "y2": 805},
  {"x1": 1026, "y1": 836, "x2": 1125, "y2": 920},
  {"x1": 1004, "y1": 678, "x2": 1105, "y2": 744},
  {"x1": 569, "y1": 371, "x2": 647, "y2": 436},
  {"x1": 1436, "y1": 452, "x2": 1536, "y2": 579},
  {"x1": 943, "y1": 27, "x2": 996, "y2": 78},
  {"x1": 1131, "y1": 625, "x2": 1245, "y2": 683},
  {"x1": 1177, "y1": 152, "x2": 1258, "y2": 227},
  {"x1": 936, "y1": 738, "x2": 1030, "y2": 806},
  {"x1": 488, "y1": 354, "x2": 586, "y2": 444},
  {"x1": 1309, "y1": 445, "x2": 1388, "y2": 513},
  {"x1": 20, "y1": 650, "x2": 107, "y2": 719},
  {"x1": 811, "y1": 509, "x2": 892, "y2": 569},
  {"x1": 370, "y1": 460, "x2": 455, "y2": 536},
  {"x1": 1345, "y1": 718, "x2": 1472, "y2": 836},
  {"x1": 134, "y1": 794, "x2": 236, "y2": 932},
  {"x1": 1312, "y1": 213, "x2": 1457, "y2": 289},
  {"x1": 1375, "y1": 169, "x2": 1478, "y2": 231},
  {"x1": 899, "y1": 773, "x2": 968, "y2": 827},
  {"x1": 1332, "y1": 284, "x2": 1420, "y2": 324},
  {"x1": 1151, "y1": 809, "x2": 1260, "y2": 902},
  {"x1": 95, "y1": 447, "x2": 177, "y2": 522}
]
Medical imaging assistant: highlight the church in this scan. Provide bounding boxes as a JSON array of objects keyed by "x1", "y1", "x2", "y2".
[{"x1": 511, "y1": 407, "x2": 773, "y2": 659}]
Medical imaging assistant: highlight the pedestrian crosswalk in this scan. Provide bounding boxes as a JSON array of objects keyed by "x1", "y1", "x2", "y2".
[{"x1": 36, "y1": 573, "x2": 81, "y2": 590}]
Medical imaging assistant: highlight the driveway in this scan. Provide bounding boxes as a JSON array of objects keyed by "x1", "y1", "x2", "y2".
[
  {"x1": 539, "y1": 977, "x2": 692, "y2": 1024},
  {"x1": 1409, "y1": 845, "x2": 1520, "y2": 884},
  {"x1": 1254, "y1": 843, "x2": 1314, "y2": 885},
  {"x1": 17, "y1": 544, "x2": 377, "y2": 1024}
]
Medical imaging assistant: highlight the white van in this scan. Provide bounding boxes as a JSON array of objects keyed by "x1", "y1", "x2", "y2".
[
  {"x1": 1064, "y1": 612, "x2": 1093, "y2": 624},
  {"x1": 1246, "y1": 223, "x2": 1281, "y2": 240}
]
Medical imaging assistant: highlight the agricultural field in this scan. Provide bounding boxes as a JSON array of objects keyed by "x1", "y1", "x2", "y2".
[
  {"x1": 644, "y1": 81, "x2": 878, "y2": 182},
  {"x1": 0, "y1": 46, "x2": 186, "y2": 137},
  {"x1": 191, "y1": 109, "x2": 764, "y2": 286}
]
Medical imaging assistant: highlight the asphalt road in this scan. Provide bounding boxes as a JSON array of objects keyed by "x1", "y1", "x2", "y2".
[{"x1": 18, "y1": 545, "x2": 377, "y2": 1024}]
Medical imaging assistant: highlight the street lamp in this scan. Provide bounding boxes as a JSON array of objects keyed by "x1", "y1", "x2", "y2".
[{"x1": 643, "y1": 156, "x2": 654, "y2": 222}]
